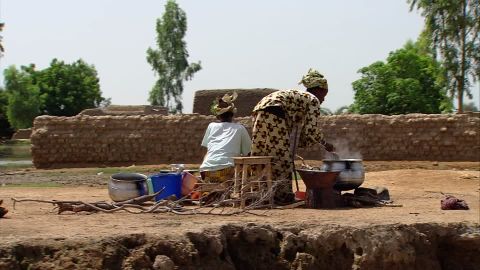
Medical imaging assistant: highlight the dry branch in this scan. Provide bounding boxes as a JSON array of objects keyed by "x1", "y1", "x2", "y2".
[
  {"x1": 10, "y1": 177, "x2": 284, "y2": 216},
  {"x1": 113, "y1": 188, "x2": 165, "y2": 206}
]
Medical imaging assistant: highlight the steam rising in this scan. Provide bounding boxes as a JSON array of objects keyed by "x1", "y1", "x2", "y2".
[{"x1": 328, "y1": 138, "x2": 363, "y2": 159}]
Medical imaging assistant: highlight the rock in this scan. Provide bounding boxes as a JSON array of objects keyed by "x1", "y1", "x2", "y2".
[
  {"x1": 152, "y1": 255, "x2": 175, "y2": 270},
  {"x1": 0, "y1": 223, "x2": 479, "y2": 269},
  {"x1": 0, "y1": 207, "x2": 7, "y2": 218},
  {"x1": 291, "y1": 252, "x2": 319, "y2": 270},
  {"x1": 0, "y1": 200, "x2": 7, "y2": 218}
]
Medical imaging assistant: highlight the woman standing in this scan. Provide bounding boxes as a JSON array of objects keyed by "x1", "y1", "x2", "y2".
[{"x1": 251, "y1": 69, "x2": 335, "y2": 204}]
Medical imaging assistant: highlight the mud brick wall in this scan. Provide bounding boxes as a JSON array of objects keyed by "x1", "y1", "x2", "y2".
[
  {"x1": 31, "y1": 115, "x2": 251, "y2": 169},
  {"x1": 301, "y1": 113, "x2": 480, "y2": 161},
  {"x1": 31, "y1": 113, "x2": 479, "y2": 168},
  {"x1": 12, "y1": 128, "x2": 32, "y2": 139}
]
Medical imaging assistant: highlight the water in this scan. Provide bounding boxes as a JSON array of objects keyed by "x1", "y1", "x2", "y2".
[
  {"x1": 0, "y1": 160, "x2": 32, "y2": 165},
  {"x1": 0, "y1": 140, "x2": 33, "y2": 168}
]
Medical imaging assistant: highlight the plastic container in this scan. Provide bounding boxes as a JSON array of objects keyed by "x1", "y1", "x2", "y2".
[
  {"x1": 295, "y1": 191, "x2": 306, "y2": 201},
  {"x1": 181, "y1": 171, "x2": 199, "y2": 196},
  {"x1": 150, "y1": 173, "x2": 182, "y2": 201}
]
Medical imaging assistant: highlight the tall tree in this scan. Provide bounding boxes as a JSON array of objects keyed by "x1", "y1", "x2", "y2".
[
  {"x1": 146, "y1": 0, "x2": 201, "y2": 113},
  {"x1": 3, "y1": 66, "x2": 41, "y2": 129},
  {"x1": 351, "y1": 40, "x2": 450, "y2": 115},
  {"x1": 408, "y1": 0, "x2": 480, "y2": 113}
]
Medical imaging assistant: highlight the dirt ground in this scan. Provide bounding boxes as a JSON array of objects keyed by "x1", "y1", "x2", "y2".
[{"x1": 0, "y1": 161, "x2": 479, "y2": 245}]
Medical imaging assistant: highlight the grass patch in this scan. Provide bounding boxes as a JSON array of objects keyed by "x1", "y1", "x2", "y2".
[
  {"x1": 94, "y1": 166, "x2": 174, "y2": 174},
  {"x1": 1, "y1": 182, "x2": 63, "y2": 188},
  {"x1": 34, "y1": 165, "x2": 172, "y2": 177},
  {"x1": 94, "y1": 167, "x2": 149, "y2": 174},
  {"x1": 2, "y1": 139, "x2": 31, "y2": 146}
]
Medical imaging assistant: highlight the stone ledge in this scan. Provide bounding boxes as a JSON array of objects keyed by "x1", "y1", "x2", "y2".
[{"x1": 0, "y1": 222, "x2": 478, "y2": 269}]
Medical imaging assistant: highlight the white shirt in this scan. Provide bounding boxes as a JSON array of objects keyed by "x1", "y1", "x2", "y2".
[{"x1": 200, "y1": 122, "x2": 252, "y2": 172}]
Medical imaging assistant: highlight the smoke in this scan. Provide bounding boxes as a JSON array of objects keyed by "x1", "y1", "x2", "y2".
[{"x1": 328, "y1": 138, "x2": 363, "y2": 159}]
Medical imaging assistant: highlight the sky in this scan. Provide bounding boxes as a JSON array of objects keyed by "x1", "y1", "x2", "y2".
[{"x1": 1, "y1": 0, "x2": 479, "y2": 113}]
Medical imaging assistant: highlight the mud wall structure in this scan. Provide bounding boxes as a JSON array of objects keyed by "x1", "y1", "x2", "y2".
[
  {"x1": 31, "y1": 113, "x2": 479, "y2": 168},
  {"x1": 0, "y1": 223, "x2": 478, "y2": 269},
  {"x1": 79, "y1": 105, "x2": 168, "y2": 116},
  {"x1": 11, "y1": 128, "x2": 32, "y2": 140}
]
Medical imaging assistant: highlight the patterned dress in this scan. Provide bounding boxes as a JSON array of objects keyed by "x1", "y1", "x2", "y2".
[{"x1": 251, "y1": 89, "x2": 325, "y2": 203}]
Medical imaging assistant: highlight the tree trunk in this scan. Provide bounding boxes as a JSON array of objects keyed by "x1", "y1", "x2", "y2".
[
  {"x1": 457, "y1": 0, "x2": 468, "y2": 114},
  {"x1": 457, "y1": 80, "x2": 464, "y2": 113}
]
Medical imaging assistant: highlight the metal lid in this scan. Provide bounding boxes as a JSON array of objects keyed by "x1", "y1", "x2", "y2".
[{"x1": 110, "y1": 173, "x2": 147, "y2": 182}]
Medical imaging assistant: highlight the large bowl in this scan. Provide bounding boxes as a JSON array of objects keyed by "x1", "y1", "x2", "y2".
[
  {"x1": 296, "y1": 169, "x2": 341, "y2": 189},
  {"x1": 108, "y1": 173, "x2": 147, "y2": 202}
]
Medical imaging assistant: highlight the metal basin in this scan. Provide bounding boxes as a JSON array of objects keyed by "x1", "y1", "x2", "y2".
[
  {"x1": 108, "y1": 173, "x2": 147, "y2": 202},
  {"x1": 296, "y1": 169, "x2": 341, "y2": 189},
  {"x1": 321, "y1": 159, "x2": 365, "y2": 191}
]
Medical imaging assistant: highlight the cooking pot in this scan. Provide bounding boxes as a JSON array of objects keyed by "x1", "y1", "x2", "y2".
[
  {"x1": 108, "y1": 173, "x2": 147, "y2": 202},
  {"x1": 321, "y1": 159, "x2": 364, "y2": 191}
]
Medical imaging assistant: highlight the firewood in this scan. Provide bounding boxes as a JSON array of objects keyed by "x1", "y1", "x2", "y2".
[{"x1": 113, "y1": 188, "x2": 165, "y2": 206}]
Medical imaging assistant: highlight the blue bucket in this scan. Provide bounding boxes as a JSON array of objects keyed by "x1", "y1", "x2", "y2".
[{"x1": 150, "y1": 173, "x2": 182, "y2": 201}]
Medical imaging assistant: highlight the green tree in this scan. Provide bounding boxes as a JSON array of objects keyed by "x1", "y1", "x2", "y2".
[
  {"x1": 35, "y1": 59, "x2": 104, "y2": 116},
  {"x1": 408, "y1": 0, "x2": 480, "y2": 113},
  {"x1": 0, "y1": 22, "x2": 5, "y2": 56},
  {"x1": 320, "y1": 107, "x2": 332, "y2": 115},
  {"x1": 146, "y1": 0, "x2": 201, "y2": 113},
  {"x1": 334, "y1": 105, "x2": 351, "y2": 115},
  {"x1": 351, "y1": 41, "x2": 450, "y2": 115},
  {"x1": 4, "y1": 66, "x2": 41, "y2": 129},
  {"x1": 0, "y1": 88, "x2": 14, "y2": 137},
  {"x1": 2, "y1": 59, "x2": 106, "y2": 128},
  {"x1": 0, "y1": 88, "x2": 8, "y2": 117}
]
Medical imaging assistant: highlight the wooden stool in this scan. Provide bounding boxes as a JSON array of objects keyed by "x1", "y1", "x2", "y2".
[{"x1": 232, "y1": 156, "x2": 273, "y2": 208}]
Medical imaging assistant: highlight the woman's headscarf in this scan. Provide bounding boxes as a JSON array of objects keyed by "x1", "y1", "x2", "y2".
[
  {"x1": 210, "y1": 91, "x2": 238, "y2": 116},
  {"x1": 299, "y1": 68, "x2": 328, "y2": 90}
]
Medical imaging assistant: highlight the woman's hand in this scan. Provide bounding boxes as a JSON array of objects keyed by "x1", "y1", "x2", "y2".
[
  {"x1": 324, "y1": 142, "x2": 335, "y2": 152},
  {"x1": 320, "y1": 140, "x2": 335, "y2": 152}
]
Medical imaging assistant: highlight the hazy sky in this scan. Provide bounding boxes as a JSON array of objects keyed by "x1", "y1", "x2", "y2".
[{"x1": 1, "y1": 0, "x2": 478, "y2": 113}]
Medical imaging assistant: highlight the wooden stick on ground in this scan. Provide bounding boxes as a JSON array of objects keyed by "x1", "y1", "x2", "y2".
[{"x1": 113, "y1": 188, "x2": 165, "y2": 206}]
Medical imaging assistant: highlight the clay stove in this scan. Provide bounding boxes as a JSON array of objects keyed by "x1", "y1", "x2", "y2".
[{"x1": 296, "y1": 169, "x2": 341, "y2": 209}]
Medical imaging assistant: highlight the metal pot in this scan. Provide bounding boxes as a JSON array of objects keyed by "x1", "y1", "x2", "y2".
[
  {"x1": 108, "y1": 173, "x2": 147, "y2": 202},
  {"x1": 321, "y1": 159, "x2": 364, "y2": 191}
]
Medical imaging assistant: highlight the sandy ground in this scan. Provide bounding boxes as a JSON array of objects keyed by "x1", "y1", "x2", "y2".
[{"x1": 0, "y1": 161, "x2": 479, "y2": 245}]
